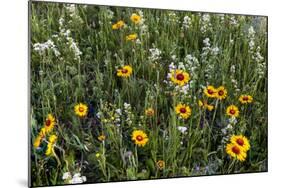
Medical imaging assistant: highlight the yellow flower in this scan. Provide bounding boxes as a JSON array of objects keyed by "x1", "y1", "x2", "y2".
[
  {"x1": 96, "y1": 153, "x2": 101, "y2": 158},
  {"x1": 175, "y1": 103, "x2": 192, "y2": 119},
  {"x1": 45, "y1": 145, "x2": 52, "y2": 156},
  {"x1": 45, "y1": 135, "x2": 57, "y2": 156},
  {"x1": 130, "y1": 13, "x2": 141, "y2": 24},
  {"x1": 204, "y1": 86, "x2": 217, "y2": 98},
  {"x1": 39, "y1": 127, "x2": 46, "y2": 137},
  {"x1": 126, "y1": 33, "x2": 138, "y2": 41},
  {"x1": 132, "y1": 130, "x2": 149, "y2": 147},
  {"x1": 230, "y1": 135, "x2": 250, "y2": 151},
  {"x1": 112, "y1": 24, "x2": 118, "y2": 30},
  {"x1": 226, "y1": 143, "x2": 247, "y2": 162},
  {"x1": 239, "y1": 95, "x2": 253, "y2": 104},
  {"x1": 170, "y1": 69, "x2": 190, "y2": 86},
  {"x1": 216, "y1": 86, "x2": 227, "y2": 100},
  {"x1": 198, "y1": 100, "x2": 214, "y2": 111},
  {"x1": 33, "y1": 136, "x2": 42, "y2": 148},
  {"x1": 44, "y1": 114, "x2": 56, "y2": 133},
  {"x1": 33, "y1": 128, "x2": 46, "y2": 148},
  {"x1": 49, "y1": 135, "x2": 57, "y2": 144},
  {"x1": 117, "y1": 65, "x2": 133, "y2": 78},
  {"x1": 226, "y1": 105, "x2": 239, "y2": 118},
  {"x1": 156, "y1": 160, "x2": 165, "y2": 170},
  {"x1": 145, "y1": 108, "x2": 155, "y2": 117},
  {"x1": 98, "y1": 134, "x2": 106, "y2": 142},
  {"x1": 74, "y1": 103, "x2": 88, "y2": 117},
  {"x1": 112, "y1": 20, "x2": 125, "y2": 30}
]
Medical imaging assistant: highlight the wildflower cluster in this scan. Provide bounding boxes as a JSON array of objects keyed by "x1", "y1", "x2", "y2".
[
  {"x1": 62, "y1": 172, "x2": 87, "y2": 184},
  {"x1": 181, "y1": 15, "x2": 192, "y2": 30},
  {"x1": 30, "y1": 3, "x2": 267, "y2": 186},
  {"x1": 33, "y1": 114, "x2": 58, "y2": 156},
  {"x1": 226, "y1": 135, "x2": 250, "y2": 162},
  {"x1": 33, "y1": 40, "x2": 60, "y2": 57},
  {"x1": 200, "y1": 14, "x2": 212, "y2": 34}
]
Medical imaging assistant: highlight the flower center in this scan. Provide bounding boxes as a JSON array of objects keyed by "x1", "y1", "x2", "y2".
[
  {"x1": 176, "y1": 73, "x2": 185, "y2": 81},
  {"x1": 236, "y1": 138, "x2": 244, "y2": 146},
  {"x1": 208, "y1": 89, "x2": 214, "y2": 94},
  {"x1": 136, "y1": 135, "x2": 143, "y2": 141},
  {"x1": 230, "y1": 109, "x2": 235, "y2": 114},
  {"x1": 147, "y1": 110, "x2": 153, "y2": 116},
  {"x1": 122, "y1": 69, "x2": 128, "y2": 74},
  {"x1": 180, "y1": 107, "x2": 187, "y2": 113},
  {"x1": 243, "y1": 96, "x2": 249, "y2": 101},
  {"x1": 45, "y1": 119, "x2": 51, "y2": 126},
  {"x1": 232, "y1": 145, "x2": 240, "y2": 154},
  {"x1": 218, "y1": 90, "x2": 224, "y2": 96},
  {"x1": 79, "y1": 107, "x2": 84, "y2": 112}
]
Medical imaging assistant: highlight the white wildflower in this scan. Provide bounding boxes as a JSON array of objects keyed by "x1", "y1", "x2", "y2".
[
  {"x1": 203, "y1": 38, "x2": 211, "y2": 47},
  {"x1": 149, "y1": 47, "x2": 162, "y2": 61},
  {"x1": 230, "y1": 16, "x2": 238, "y2": 26},
  {"x1": 124, "y1": 102, "x2": 131, "y2": 109},
  {"x1": 62, "y1": 172, "x2": 71, "y2": 180},
  {"x1": 229, "y1": 117, "x2": 237, "y2": 125},
  {"x1": 67, "y1": 38, "x2": 82, "y2": 60},
  {"x1": 178, "y1": 62, "x2": 185, "y2": 70},
  {"x1": 62, "y1": 171, "x2": 87, "y2": 184},
  {"x1": 33, "y1": 39, "x2": 60, "y2": 57},
  {"x1": 168, "y1": 11, "x2": 179, "y2": 23},
  {"x1": 136, "y1": 39, "x2": 141, "y2": 45},
  {"x1": 182, "y1": 15, "x2": 191, "y2": 29},
  {"x1": 168, "y1": 62, "x2": 176, "y2": 70},
  {"x1": 211, "y1": 47, "x2": 220, "y2": 55},
  {"x1": 200, "y1": 14, "x2": 212, "y2": 33},
  {"x1": 115, "y1": 108, "x2": 122, "y2": 116}
]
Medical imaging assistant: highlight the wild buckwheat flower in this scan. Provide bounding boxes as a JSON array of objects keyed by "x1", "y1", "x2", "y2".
[
  {"x1": 168, "y1": 11, "x2": 179, "y2": 23},
  {"x1": 33, "y1": 39, "x2": 60, "y2": 57},
  {"x1": 182, "y1": 15, "x2": 191, "y2": 29},
  {"x1": 63, "y1": 172, "x2": 87, "y2": 184},
  {"x1": 229, "y1": 16, "x2": 238, "y2": 26},
  {"x1": 200, "y1": 14, "x2": 212, "y2": 33},
  {"x1": 149, "y1": 47, "x2": 162, "y2": 61},
  {"x1": 62, "y1": 172, "x2": 72, "y2": 180},
  {"x1": 177, "y1": 126, "x2": 188, "y2": 133}
]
